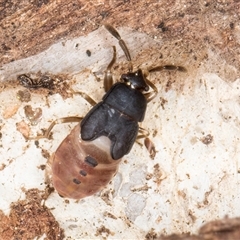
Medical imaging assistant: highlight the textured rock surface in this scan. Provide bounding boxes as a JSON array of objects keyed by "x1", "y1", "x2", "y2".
[{"x1": 1, "y1": 1, "x2": 240, "y2": 239}]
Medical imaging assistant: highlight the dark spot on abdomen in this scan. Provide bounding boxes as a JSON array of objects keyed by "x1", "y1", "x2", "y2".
[
  {"x1": 73, "y1": 178, "x2": 81, "y2": 184},
  {"x1": 79, "y1": 169, "x2": 87, "y2": 176},
  {"x1": 85, "y1": 156, "x2": 98, "y2": 167}
]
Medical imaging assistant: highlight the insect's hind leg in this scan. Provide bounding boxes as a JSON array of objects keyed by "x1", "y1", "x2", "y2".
[{"x1": 137, "y1": 127, "x2": 156, "y2": 159}]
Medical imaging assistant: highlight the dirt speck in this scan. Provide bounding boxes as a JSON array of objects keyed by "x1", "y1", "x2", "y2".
[
  {"x1": 145, "y1": 228, "x2": 158, "y2": 240},
  {"x1": 200, "y1": 134, "x2": 213, "y2": 145},
  {"x1": 153, "y1": 163, "x2": 166, "y2": 186},
  {"x1": 103, "y1": 211, "x2": 117, "y2": 220},
  {"x1": 95, "y1": 225, "x2": 114, "y2": 239},
  {"x1": 2, "y1": 104, "x2": 20, "y2": 119},
  {"x1": 16, "y1": 120, "x2": 30, "y2": 139}
]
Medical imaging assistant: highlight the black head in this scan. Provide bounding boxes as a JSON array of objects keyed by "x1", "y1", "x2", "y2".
[{"x1": 121, "y1": 69, "x2": 149, "y2": 91}]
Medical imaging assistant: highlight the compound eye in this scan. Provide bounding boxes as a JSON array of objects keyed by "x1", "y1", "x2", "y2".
[
  {"x1": 144, "y1": 85, "x2": 150, "y2": 91},
  {"x1": 120, "y1": 73, "x2": 129, "y2": 83}
]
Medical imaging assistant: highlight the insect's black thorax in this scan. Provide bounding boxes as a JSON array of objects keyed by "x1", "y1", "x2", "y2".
[
  {"x1": 103, "y1": 82, "x2": 147, "y2": 122},
  {"x1": 80, "y1": 82, "x2": 148, "y2": 160}
]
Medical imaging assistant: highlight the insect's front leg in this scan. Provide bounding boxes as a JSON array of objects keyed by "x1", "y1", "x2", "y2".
[
  {"x1": 144, "y1": 65, "x2": 187, "y2": 102},
  {"x1": 144, "y1": 79, "x2": 159, "y2": 103}
]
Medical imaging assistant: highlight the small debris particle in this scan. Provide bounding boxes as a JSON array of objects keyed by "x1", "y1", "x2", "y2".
[
  {"x1": 16, "y1": 89, "x2": 31, "y2": 102},
  {"x1": 24, "y1": 105, "x2": 42, "y2": 125},
  {"x1": 157, "y1": 22, "x2": 168, "y2": 32},
  {"x1": 144, "y1": 137, "x2": 156, "y2": 159},
  {"x1": 131, "y1": 184, "x2": 151, "y2": 192},
  {"x1": 16, "y1": 120, "x2": 30, "y2": 139},
  {"x1": 230, "y1": 22, "x2": 234, "y2": 29},
  {"x1": 42, "y1": 185, "x2": 55, "y2": 200},
  {"x1": 203, "y1": 187, "x2": 213, "y2": 206},
  {"x1": 95, "y1": 225, "x2": 114, "y2": 239},
  {"x1": 152, "y1": 129, "x2": 158, "y2": 137},
  {"x1": 188, "y1": 210, "x2": 197, "y2": 223},
  {"x1": 0, "y1": 163, "x2": 6, "y2": 171},
  {"x1": 103, "y1": 211, "x2": 117, "y2": 220},
  {"x1": 165, "y1": 80, "x2": 174, "y2": 92},
  {"x1": 34, "y1": 140, "x2": 39, "y2": 147},
  {"x1": 38, "y1": 164, "x2": 46, "y2": 170},
  {"x1": 39, "y1": 75, "x2": 54, "y2": 89},
  {"x1": 2, "y1": 104, "x2": 19, "y2": 119},
  {"x1": 145, "y1": 228, "x2": 157, "y2": 240},
  {"x1": 153, "y1": 163, "x2": 166, "y2": 186},
  {"x1": 146, "y1": 173, "x2": 153, "y2": 180},
  {"x1": 86, "y1": 49, "x2": 91, "y2": 57},
  {"x1": 201, "y1": 134, "x2": 213, "y2": 145},
  {"x1": 160, "y1": 97, "x2": 168, "y2": 110},
  {"x1": 178, "y1": 190, "x2": 187, "y2": 199},
  {"x1": 100, "y1": 189, "x2": 113, "y2": 206},
  {"x1": 155, "y1": 215, "x2": 163, "y2": 224},
  {"x1": 41, "y1": 149, "x2": 50, "y2": 159}
]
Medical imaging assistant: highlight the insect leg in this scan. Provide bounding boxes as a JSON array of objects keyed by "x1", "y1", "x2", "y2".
[
  {"x1": 73, "y1": 91, "x2": 97, "y2": 106},
  {"x1": 144, "y1": 137, "x2": 156, "y2": 160},
  {"x1": 35, "y1": 90, "x2": 97, "y2": 139},
  {"x1": 104, "y1": 24, "x2": 133, "y2": 72},
  {"x1": 137, "y1": 127, "x2": 156, "y2": 159},
  {"x1": 25, "y1": 90, "x2": 97, "y2": 140},
  {"x1": 27, "y1": 117, "x2": 83, "y2": 140},
  {"x1": 137, "y1": 127, "x2": 150, "y2": 140},
  {"x1": 144, "y1": 65, "x2": 186, "y2": 102},
  {"x1": 144, "y1": 79, "x2": 158, "y2": 103}
]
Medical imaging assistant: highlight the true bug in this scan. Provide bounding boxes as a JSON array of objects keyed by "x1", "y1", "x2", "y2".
[{"x1": 30, "y1": 25, "x2": 186, "y2": 199}]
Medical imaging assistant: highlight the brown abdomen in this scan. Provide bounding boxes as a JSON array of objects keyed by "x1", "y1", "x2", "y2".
[{"x1": 51, "y1": 124, "x2": 121, "y2": 199}]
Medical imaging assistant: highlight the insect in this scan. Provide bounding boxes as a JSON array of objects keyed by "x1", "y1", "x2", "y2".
[
  {"x1": 18, "y1": 74, "x2": 54, "y2": 89},
  {"x1": 31, "y1": 25, "x2": 186, "y2": 199}
]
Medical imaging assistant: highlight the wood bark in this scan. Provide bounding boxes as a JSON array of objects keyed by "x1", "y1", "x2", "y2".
[{"x1": 0, "y1": 0, "x2": 240, "y2": 73}]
